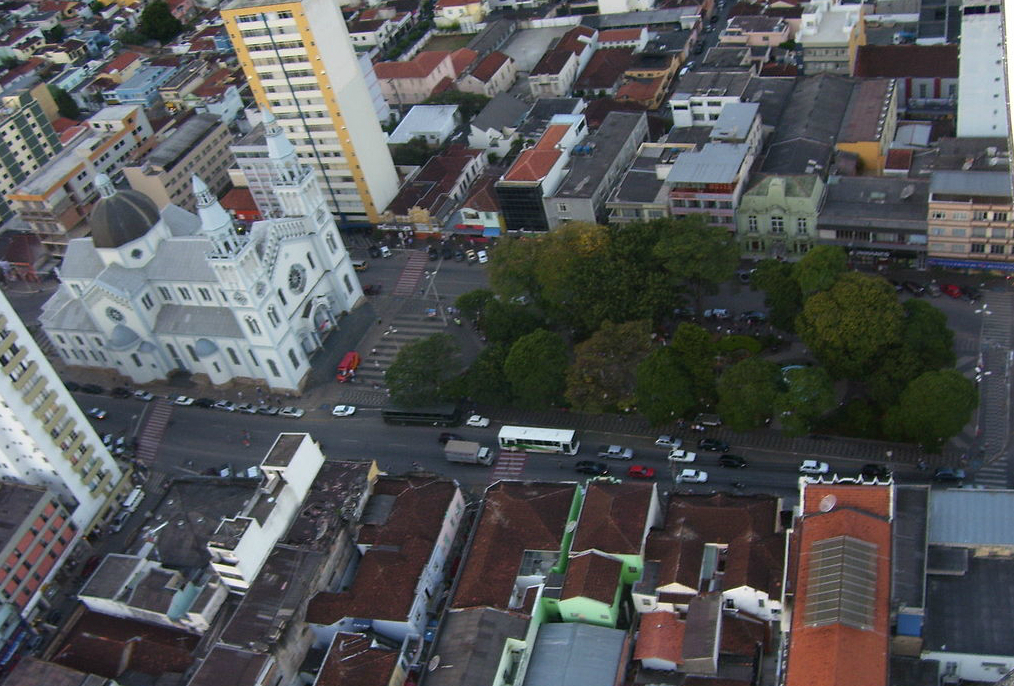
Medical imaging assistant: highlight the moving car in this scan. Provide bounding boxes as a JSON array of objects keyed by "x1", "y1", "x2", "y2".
[
  {"x1": 173, "y1": 396, "x2": 195, "y2": 406},
  {"x1": 367, "y1": 245, "x2": 382, "y2": 258},
  {"x1": 331, "y1": 405, "x2": 356, "y2": 417},
  {"x1": 655, "y1": 435, "x2": 681, "y2": 448},
  {"x1": 860, "y1": 463, "x2": 891, "y2": 479},
  {"x1": 698, "y1": 438, "x2": 729, "y2": 452},
  {"x1": 933, "y1": 467, "x2": 966, "y2": 483},
  {"x1": 87, "y1": 408, "x2": 107, "y2": 419},
  {"x1": 799, "y1": 460, "x2": 830, "y2": 475},
  {"x1": 597, "y1": 445, "x2": 634, "y2": 460},
  {"x1": 465, "y1": 415, "x2": 491, "y2": 428},
  {"x1": 668, "y1": 448, "x2": 697, "y2": 463},
  {"x1": 352, "y1": 260, "x2": 368, "y2": 271},
  {"x1": 133, "y1": 391, "x2": 154, "y2": 402},
  {"x1": 675, "y1": 468, "x2": 708, "y2": 483},
  {"x1": 379, "y1": 246, "x2": 392, "y2": 258},
  {"x1": 279, "y1": 406, "x2": 304, "y2": 418},
  {"x1": 718, "y1": 454, "x2": 748, "y2": 468},
  {"x1": 627, "y1": 465, "x2": 656, "y2": 479},
  {"x1": 575, "y1": 460, "x2": 610, "y2": 476}
]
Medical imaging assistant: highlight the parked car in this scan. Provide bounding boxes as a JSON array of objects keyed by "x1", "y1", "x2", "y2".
[
  {"x1": 454, "y1": 250, "x2": 465, "y2": 262},
  {"x1": 597, "y1": 445, "x2": 634, "y2": 460},
  {"x1": 739, "y1": 311, "x2": 767, "y2": 323},
  {"x1": 64, "y1": 381, "x2": 80, "y2": 392},
  {"x1": 933, "y1": 467, "x2": 966, "y2": 483},
  {"x1": 942, "y1": 283, "x2": 963, "y2": 298},
  {"x1": 466, "y1": 415, "x2": 490, "y2": 428},
  {"x1": 87, "y1": 408, "x2": 107, "y2": 419},
  {"x1": 331, "y1": 405, "x2": 356, "y2": 417},
  {"x1": 427, "y1": 247, "x2": 439, "y2": 261},
  {"x1": 718, "y1": 454, "x2": 748, "y2": 469},
  {"x1": 673, "y1": 307, "x2": 694, "y2": 318},
  {"x1": 799, "y1": 460, "x2": 830, "y2": 475},
  {"x1": 675, "y1": 468, "x2": 708, "y2": 483},
  {"x1": 194, "y1": 397, "x2": 216, "y2": 408},
  {"x1": 655, "y1": 435, "x2": 681, "y2": 448},
  {"x1": 668, "y1": 448, "x2": 696, "y2": 463},
  {"x1": 860, "y1": 463, "x2": 891, "y2": 480},
  {"x1": 214, "y1": 400, "x2": 237, "y2": 412},
  {"x1": 438, "y1": 432, "x2": 462, "y2": 445},
  {"x1": 736, "y1": 269, "x2": 755, "y2": 284},
  {"x1": 279, "y1": 406, "x2": 304, "y2": 418},
  {"x1": 111, "y1": 387, "x2": 132, "y2": 398},
  {"x1": 926, "y1": 283, "x2": 941, "y2": 297},
  {"x1": 962, "y1": 286, "x2": 981, "y2": 301},
  {"x1": 698, "y1": 438, "x2": 729, "y2": 452},
  {"x1": 81, "y1": 384, "x2": 105, "y2": 395},
  {"x1": 627, "y1": 465, "x2": 656, "y2": 479},
  {"x1": 465, "y1": 249, "x2": 478, "y2": 264},
  {"x1": 888, "y1": 279, "x2": 904, "y2": 292},
  {"x1": 352, "y1": 260, "x2": 369, "y2": 272},
  {"x1": 575, "y1": 460, "x2": 610, "y2": 475},
  {"x1": 257, "y1": 405, "x2": 280, "y2": 416},
  {"x1": 477, "y1": 250, "x2": 489, "y2": 264},
  {"x1": 441, "y1": 246, "x2": 454, "y2": 259},
  {"x1": 173, "y1": 396, "x2": 195, "y2": 406},
  {"x1": 903, "y1": 281, "x2": 925, "y2": 296},
  {"x1": 379, "y1": 245, "x2": 392, "y2": 258},
  {"x1": 109, "y1": 510, "x2": 131, "y2": 533},
  {"x1": 237, "y1": 403, "x2": 257, "y2": 414},
  {"x1": 133, "y1": 391, "x2": 154, "y2": 402},
  {"x1": 704, "y1": 308, "x2": 731, "y2": 320}
]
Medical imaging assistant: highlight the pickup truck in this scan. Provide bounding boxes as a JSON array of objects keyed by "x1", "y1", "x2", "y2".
[
  {"x1": 597, "y1": 445, "x2": 634, "y2": 460},
  {"x1": 445, "y1": 440, "x2": 493, "y2": 465}
]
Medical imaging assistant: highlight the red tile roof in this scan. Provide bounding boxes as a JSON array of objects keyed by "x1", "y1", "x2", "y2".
[
  {"x1": 386, "y1": 145, "x2": 483, "y2": 216},
  {"x1": 572, "y1": 481, "x2": 653, "y2": 555},
  {"x1": 451, "y1": 47, "x2": 479, "y2": 75},
  {"x1": 469, "y1": 50, "x2": 510, "y2": 83},
  {"x1": 575, "y1": 48, "x2": 634, "y2": 91},
  {"x1": 50, "y1": 116, "x2": 80, "y2": 133},
  {"x1": 854, "y1": 44, "x2": 958, "y2": 79},
  {"x1": 453, "y1": 482, "x2": 576, "y2": 610},
  {"x1": 0, "y1": 57, "x2": 44, "y2": 87},
  {"x1": 437, "y1": 0, "x2": 476, "y2": 7},
  {"x1": 531, "y1": 25, "x2": 596, "y2": 76},
  {"x1": 562, "y1": 550, "x2": 622, "y2": 604},
  {"x1": 634, "y1": 611, "x2": 685, "y2": 664},
  {"x1": 374, "y1": 50, "x2": 451, "y2": 79},
  {"x1": 599, "y1": 28, "x2": 644, "y2": 42},
  {"x1": 720, "y1": 612, "x2": 770, "y2": 655},
  {"x1": 784, "y1": 484, "x2": 892, "y2": 686},
  {"x1": 461, "y1": 173, "x2": 501, "y2": 213},
  {"x1": 502, "y1": 123, "x2": 571, "y2": 182},
  {"x1": 316, "y1": 634, "x2": 399, "y2": 686},
  {"x1": 221, "y1": 187, "x2": 260, "y2": 216},
  {"x1": 101, "y1": 50, "x2": 141, "y2": 74},
  {"x1": 616, "y1": 76, "x2": 664, "y2": 104},
  {"x1": 885, "y1": 148, "x2": 913, "y2": 171}
]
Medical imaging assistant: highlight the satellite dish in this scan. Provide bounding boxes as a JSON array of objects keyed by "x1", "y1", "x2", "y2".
[
  {"x1": 819, "y1": 494, "x2": 837, "y2": 512},
  {"x1": 428, "y1": 655, "x2": 441, "y2": 672}
]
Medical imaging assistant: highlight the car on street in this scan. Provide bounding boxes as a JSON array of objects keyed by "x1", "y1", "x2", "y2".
[
  {"x1": 367, "y1": 245, "x2": 382, "y2": 258},
  {"x1": 465, "y1": 249, "x2": 478, "y2": 264},
  {"x1": 597, "y1": 444, "x2": 634, "y2": 460},
  {"x1": 352, "y1": 260, "x2": 368, "y2": 271},
  {"x1": 903, "y1": 281, "x2": 925, "y2": 296},
  {"x1": 627, "y1": 465, "x2": 656, "y2": 479},
  {"x1": 64, "y1": 381, "x2": 80, "y2": 392},
  {"x1": 379, "y1": 246, "x2": 392, "y2": 258},
  {"x1": 655, "y1": 435, "x2": 681, "y2": 448},
  {"x1": 962, "y1": 286, "x2": 981, "y2": 301},
  {"x1": 888, "y1": 279, "x2": 904, "y2": 292},
  {"x1": 739, "y1": 311, "x2": 767, "y2": 323},
  {"x1": 441, "y1": 246, "x2": 454, "y2": 259},
  {"x1": 427, "y1": 247, "x2": 439, "y2": 261},
  {"x1": 704, "y1": 308, "x2": 731, "y2": 319},
  {"x1": 575, "y1": 460, "x2": 610, "y2": 475},
  {"x1": 79, "y1": 554, "x2": 102, "y2": 580},
  {"x1": 698, "y1": 438, "x2": 729, "y2": 452},
  {"x1": 101, "y1": 433, "x2": 113, "y2": 447},
  {"x1": 331, "y1": 405, "x2": 356, "y2": 417},
  {"x1": 173, "y1": 396, "x2": 195, "y2": 406},
  {"x1": 279, "y1": 406, "x2": 304, "y2": 418},
  {"x1": 109, "y1": 510, "x2": 131, "y2": 533},
  {"x1": 257, "y1": 405, "x2": 280, "y2": 416},
  {"x1": 111, "y1": 387, "x2": 132, "y2": 398},
  {"x1": 214, "y1": 400, "x2": 237, "y2": 412},
  {"x1": 933, "y1": 467, "x2": 966, "y2": 484},
  {"x1": 194, "y1": 397, "x2": 216, "y2": 408},
  {"x1": 477, "y1": 249, "x2": 489, "y2": 264},
  {"x1": 466, "y1": 415, "x2": 490, "y2": 428},
  {"x1": 926, "y1": 283, "x2": 941, "y2": 297},
  {"x1": 941, "y1": 283, "x2": 962, "y2": 298},
  {"x1": 668, "y1": 448, "x2": 697, "y2": 463},
  {"x1": 719, "y1": 454, "x2": 748, "y2": 468},
  {"x1": 675, "y1": 468, "x2": 708, "y2": 483},
  {"x1": 859, "y1": 463, "x2": 891, "y2": 479},
  {"x1": 454, "y1": 250, "x2": 465, "y2": 262},
  {"x1": 81, "y1": 384, "x2": 105, "y2": 395},
  {"x1": 438, "y1": 432, "x2": 462, "y2": 444},
  {"x1": 87, "y1": 408, "x2": 107, "y2": 419},
  {"x1": 800, "y1": 460, "x2": 830, "y2": 475},
  {"x1": 133, "y1": 391, "x2": 154, "y2": 402},
  {"x1": 237, "y1": 403, "x2": 257, "y2": 414},
  {"x1": 736, "y1": 269, "x2": 754, "y2": 284}
]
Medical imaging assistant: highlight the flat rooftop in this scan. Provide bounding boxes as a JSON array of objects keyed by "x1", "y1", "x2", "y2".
[
  {"x1": 924, "y1": 555, "x2": 1014, "y2": 655},
  {"x1": 552, "y1": 112, "x2": 645, "y2": 200},
  {"x1": 609, "y1": 149, "x2": 667, "y2": 205},
  {"x1": 0, "y1": 483, "x2": 45, "y2": 549},
  {"x1": 11, "y1": 130, "x2": 99, "y2": 196},
  {"x1": 143, "y1": 113, "x2": 223, "y2": 172},
  {"x1": 666, "y1": 142, "x2": 750, "y2": 184},
  {"x1": 261, "y1": 433, "x2": 306, "y2": 469}
]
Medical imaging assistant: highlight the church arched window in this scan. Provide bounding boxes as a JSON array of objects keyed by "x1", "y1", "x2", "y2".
[
  {"x1": 325, "y1": 233, "x2": 337, "y2": 253},
  {"x1": 246, "y1": 316, "x2": 261, "y2": 335},
  {"x1": 277, "y1": 288, "x2": 287, "y2": 306},
  {"x1": 267, "y1": 307, "x2": 280, "y2": 328}
]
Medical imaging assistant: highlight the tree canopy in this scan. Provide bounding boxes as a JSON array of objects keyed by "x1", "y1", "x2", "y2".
[
  {"x1": 47, "y1": 85, "x2": 79, "y2": 120},
  {"x1": 751, "y1": 259, "x2": 802, "y2": 333},
  {"x1": 884, "y1": 369, "x2": 977, "y2": 450},
  {"x1": 138, "y1": 0, "x2": 183, "y2": 43},
  {"x1": 792, "y1": 245, "x2": 848, "y2": 296},
  {"x1": 504, "y1": 329, "x2": 569, "y2": 409},
  {"x1": 654, "y1": 216, "x2": 740, "y2": 316},
  {"x1": 716, "y1": 357, "x2": 781, "y2": 431},
  {"x1": 670, "y1": 322, "x2": 718, "y2": 404},
  {"x1": 775, "y1": 366, "x2": 836, "y2": 436},
  {"x1": 460, "y1": 343, "x2": 511, "y2": 405},
  {"x1": 635, "y1": 347, "x2": 696, "y2": 425},
  {"x1": 565, "y1": 320, "x2": 653, "y2": 412},
  {"x1": 386, "y1": 333, "x2": 462, "y2": 406},
  {"x1": 423, "y1": 90, "x2": 490, "y2": 120}
]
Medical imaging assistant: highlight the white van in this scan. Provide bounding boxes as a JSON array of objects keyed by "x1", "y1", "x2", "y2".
[{"x1": 121, "y1": 486, "x2": 144, "y2": 513}]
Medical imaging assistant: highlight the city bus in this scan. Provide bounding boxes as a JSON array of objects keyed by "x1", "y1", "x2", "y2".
[
  {"x1": 497, "y1": 426, "x2": 580, "y2": 455},
  {"x1": 381, "y1": 404, "x2": 461, "y2": 426}
]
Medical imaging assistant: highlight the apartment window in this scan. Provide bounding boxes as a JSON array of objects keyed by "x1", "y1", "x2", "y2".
[
  {"x1": 246, "y1": 317, "x2": 261, "y2": 335},
  {"x1": 930, "y1": 226, "x2": 946, "y2": 236},
  {"x1": 770, "y1": 216, "x2": 784, "y2": 234},
  {"x1": 972, "y1": 227, "x2": 987, "y2": 238},
  {"x1": 991, "y1": 244, "x2": 1005, "y2": 254},
  {"x1": 198, "y1": 287, "x2": 212, "y2": 302},
  {"x1": 930, "y1": 211, "x2": 946, "y2": 220},
  {"x1": 796, "y1": 217, "x2": 808, "y2": 234},
  {"x1": 267, "y1": 359, "x2": 280, "y2": 377},
  {"x1": 141, "y1": 294, "x2": 154, "y2": 310},
  {"x1": 158, "y1": 286, "x2": 172, "y2": 301},
  {"x1": 952, "y1": 228, "x2": 966, "y2": 237},
  {"x1": 974, "y1": 211, "x2": 989, "y2": 221},
  {"x1": 971, "y1": 243, "x2": 986, "y2": 253},
  {"x1": 994, "y1": 211, "x2": 1009, "y2": 222}
]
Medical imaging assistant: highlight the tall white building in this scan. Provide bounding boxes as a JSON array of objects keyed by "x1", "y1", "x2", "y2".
[
  {"x1": 221, "y1": 0, "x2": 400, "y2": 223},
  {"x1": 957, "y1": 0, "x2": 1009, "y2": 137},
  {"x1": 0, "y1": 290, "x2": 129, "y2": 534},
  {"x1": 40, "y1": 114, "x2": 364, "y2": 393}
]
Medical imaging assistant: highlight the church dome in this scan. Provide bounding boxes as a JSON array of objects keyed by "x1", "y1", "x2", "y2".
[{"x1": 90, "y1": 174, "x2": 161, "y2": 249}]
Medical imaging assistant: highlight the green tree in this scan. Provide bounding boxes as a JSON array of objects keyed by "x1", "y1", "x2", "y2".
[
  {"x1": 487, "y1": 235, "x2": 542, "y2": 302},
  {"x1": 716, "y1": 357, "x2": 781, "y2": 431},
  {"x1": 0, "y1": 57, "x2": 20, "y2": 69},
  {"x1": 751, "y1": 259, "x2": 802, "y2": 332},
  {"x1": 386, "y1": 333, "x2": 462, "y2": 406},
  {"x1": 775, "y1": 366, "x2": 835, "y2": 436},
  {"x1": 565, "y1": 320, "x2": 653, "y2": 412},
  {"x1": 653, "y1": 215, "x2": 740, "y2": 316},
  {"x1": 461, "y1": 343, "x2": 511, "y2": 405},
  {"x1": 47, "y1": 85, "x2": 79, "y2": 120},
  {"x1": 792, "y1": 245, "x2": 848, "y2": 296},
  {"x1": 504, "y1": 329, "x2": 568, "y2": 409},
  {"x1": 670, "y1": 322, "x2": 718, "y2": 403},
  {"x1": 455, "y1": 288, "x2": 495, "y2": 321},
  {"x1": 423, "y1": 89, "x2": 490, "y2": 120},
  {"x1": 391, "y1": 136, "x2": 434, "y2": 166},
  {"x1": 481, "y1": 299, "x2": 544, "y2": 346},
  {"x1": 884, "y1": 369, "x2": 978, "y2": 449},
  {"x1": 138, "y1": 0, "x2": 183, "y2": 44},
  {"x1": 796, "y1": 272, "x2": 903, "y2": 379},
  {"x1": 867, "y1": 347, "x2": 926, "y2": 407},
  {"x1": 635, "y1": 347, "x2": 696, "y2": 425},
  {"x1": 43, "y1": 24, "x2": 66, "y2": 42},
  {"x1": 89, "y1": 0, "x2": 104, "y2": 12},
  {"x1": 901, "y1": 299, "x2": 956, "y2": 371}
]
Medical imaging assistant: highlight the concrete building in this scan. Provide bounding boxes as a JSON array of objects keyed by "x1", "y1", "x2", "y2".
[
  {"x1": 797, "y1": 0, "x2": 866, "y2": 75},
  {"x1": 102, "y1": 65, "x2": 177, "y2": 107},
  {"x1": 434, "y1": 0, "x2": 486, "y2": 30},
  {"x1": 373, "y1": 51, "x2": 457, "y2": 105},
  {"x1": 925, "y1": 169, "x2": 1014, "y2": 270},
  {"x1": 382, "y1": 145, "x2": 487, "y2": 230},
  {"x1": 222, "y1": 0, "x2": 399, "y2": 222},
  {"x1": 606, "y1": 143, "x2": 677, "y2": 224},
  {"x1": 8, "y1": 105, "x2": 152, "y2": 256},
  {"x1": 854, "y1": 45, "x2": 958, "y2": 117},
  {"x1": 737, "y1": 175, "x2": 824, "y2": 259},
  {"x1": 719, "y1": 15, "x2": 792, "y2": 46},
  {"x1": 0, "y1": 84, "x2": 62, "y2": 225},
  {"x1": 387, "y1": 105, "x2": 460, "y2": 146},
  {"x1": 457, "y1": 51, "x2": 517, "y2": 98},
  {"x1": 956, "y1": 0, "x2": 1008, "y2": 137},
  {"x1": 529, "y1": 26, "x2": 598, "y2": 98},
  {"x1": 124, "y1": 114, "x2": 234, "y2": 212},
  {"x1": 467, "y1": 92, "x2": 529, "y2": 156},
  {"x1": 835, "y1": 78, "x2": 898, "y2": 174},
  {"x1": 0, "y1": 290, "x2": 129, "y2": 535}
]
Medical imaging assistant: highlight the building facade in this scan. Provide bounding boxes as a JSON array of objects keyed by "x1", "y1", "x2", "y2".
[
  {"x1": 222, "y1": 0, "x2": 399, "y2": 222},
  {"x1": 736, "y1": 175, "x2": 824, "y2": 259},
  {"x1": 0, "y1": 85, "x2": 62, "y2": 225},
  {"x1": 39, "y1": 114, "x2": 363, "y2": 393},
  {"x1": 926, "y1": 170, "x2": 1014, "y2": 270},
  {"x1": 797, "y1": 0, "x2": 866, "y2": 75}
]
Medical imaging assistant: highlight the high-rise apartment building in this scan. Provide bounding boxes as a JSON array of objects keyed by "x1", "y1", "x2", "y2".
[
  {"x1": 0, "y1": 84, "x2": 62, "y2": 226},
  {"x1": 221, "y1": 0, "x2": 399, "y2": 223},
  {"x1": 956, "y1": 0, "x2": 1009, "y2": 137},
  {"x1": 0, "y1": 289, "x2": 129, "y2": 535}
]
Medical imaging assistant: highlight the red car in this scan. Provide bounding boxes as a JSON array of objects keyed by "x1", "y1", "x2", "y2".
[
  {"x1": 628, "y1": 465, "x2": 656, "y2": 479},
  {"x1": 942, "y1": 284, "x2": 962, "y2": 298}
]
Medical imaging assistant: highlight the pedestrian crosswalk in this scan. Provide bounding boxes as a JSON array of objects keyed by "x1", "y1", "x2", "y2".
[
  {"x1": 135, "y1": 400, "x2": 173, "y2": 463},
  {"x1": 354, "y1": 312, "x2": 455, "y2": 390},
  {"x1": 392, "y1": 252, "x2": 429, "y2": 297},
  {"x1": 491, "y1": 451, "x2": 527, "y2": 480}
]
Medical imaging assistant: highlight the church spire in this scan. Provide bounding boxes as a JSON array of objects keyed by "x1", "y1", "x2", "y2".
[{"x1": 192, "y1": 175, "x2": 239, "y2": 255}]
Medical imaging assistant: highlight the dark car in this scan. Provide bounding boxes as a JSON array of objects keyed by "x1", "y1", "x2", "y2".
[
  {"x1": 710, "y1": 13, "x2": 720, "y2": 22},
  {"x1": 454, "y1": 250, "x2": 465, "y2": 262},
  {"x1": 903, "y1": 281, "x2": 925, "y2": 296},
  {"x1": 427, "y1": 247, "x2": 439, "y2": 261},
  {"x1": 111, "y1": 386, "x2": 132, "y2": 398},
  {"x1": 698, "y1": 438, "x2": 730, "y2": 452},
  {"x1": 575, "y1": 460, "x2": 610, "y2": 476},
  {"x1": 367, "y1": 245, "x2": 382, "y2": 258},
  {"x1": 933, "y1": 467, "x2": 966, "y2": 484},
  {"x1": 79, "y1": 554, "x2": 102, "y2": 580},
  {"x1": 739, "y1": 311, "x2": 767, "y2": 323},
  {"x1": 80, "y1": 384, "x2": 105, "y2": 395},
  {"x1": 441, "y1": 246, "x2": 454, "y2": 259},
  {"x1": 194, "y1": 397, "x2": 217, "y2": 408},
  {"x1": 718, "y1": 454, "x2": 748, "y2": 468},
  {"x1": 64, "y1": 381, "x2": 81, "y2": 392},
  {"x1": 438, "y1": 432, "x2": 462, "y2": 445},
  {"x1": 693, "y1": 42, "x2": 705, "y2": 54},
  {"x1": 860, "y1": 463, "x2": 891, "y2": 480},
  {"x1": 888, "y1": 279, "x2": 904, "y2": 292},
  {"x1": 363, "y1": 284, "x2": 382, "y2": 295},
  {"x1": 961, "y1": 286, "x2": 981, "y2": 301}
]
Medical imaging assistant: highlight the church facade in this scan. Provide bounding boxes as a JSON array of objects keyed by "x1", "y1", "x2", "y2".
[{"x1": 40, "y1": 113, "x2": 363, "y2": 392}]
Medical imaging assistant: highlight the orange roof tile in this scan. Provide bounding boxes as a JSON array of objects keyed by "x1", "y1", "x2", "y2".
[
  {"x1": 599, "y1": 28, "x2": 644, "y2": 42},
  {"x1": 374, "y1": 51, "x2": 450, "y2": 79},
  {"x1": 315, "y1": 634, "x2": 399, "y2": 686},
  {"x1": 616, "y1": 76, "x2": 665, "y2": 103},
  {"x1": 469, "y1": 50, "x2": 510, "y2": 83},
  {"x1": 802, "y1": 482, "x2": 892, "y2": 519},
  {"x1": 635, "y1": 612, "x2": 685, "y2": 664},
  {"x1": 502, "y1": 123, "x2": 571, "y2": 182},
  {"x1": 101, "y1": 51, "x2": 141, "y2": 74},
  {"x1": 561, "y1": 551, "x2": 622, "y2": 604},
  {"x1": 451, "y1": 48, "x2": 478, "y2": 76},
  {"x1": 572, "y1": 481, "x2": 653, "y2": 555}
]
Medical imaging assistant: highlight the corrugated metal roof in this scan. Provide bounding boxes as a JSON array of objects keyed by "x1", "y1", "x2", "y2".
[
  {"x1": 928, "y1": 489, "x2": 1014, "y2": 547},
  {"x1": 524, "y1": 622, "x2": 627, "y2": 686},
  {"x1": 930, "y1": 170, "x2": 1012, "y2": 197}
]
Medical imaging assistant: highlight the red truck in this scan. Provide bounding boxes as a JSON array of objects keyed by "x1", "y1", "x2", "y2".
[{"x1": 336, "y1": 351, "x2": 361, "y2": 382}]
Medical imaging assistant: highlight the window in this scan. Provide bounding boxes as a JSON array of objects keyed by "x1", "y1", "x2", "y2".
[
  {"x1": 930, "y1": 226, "x2": 946, "y2": 236},
  {"x1": 277, "y1": 288, "x2": 287, "y2": 306},
  {"x1": 930, "y1": 211, "x2": 946, "y2": 220},
  {"x1": 186, "y1": 344, "x2": 199, "y2": 361},
  {"x1": 306, "y1": 252, "x2": 315, "y2": 270},
  {"x1": 771, "y1": 216, "x2": 784, "y2": 233},
  {"x1": 973, "y1": 227, "x2": 987, "y2": 238},
  {"x1": 141, "y1": 294, "x2": 154, "y2": 310},
  {"x1": 288, "y1": 348, "x2": 299, "y2": 369},
  {"x1": 974, "y1": 211, "x2": 989, "y2": 221},
  {"x1": 325, "y1": 233, "x2": 337, "y2": 253},
  {"x1": 995, "y1": 211, "x2": 1009, "y2": 222},
  {"x1": 343, "y1": 274, "x2": 353, "y2": 293},
  {"x1": 227, "y1": 347, "x2": 240, "y2": 365},
  {"x1": 267, "y1": 359, "x2": 280, "y2": 377},
  {"x1": 952, "y1": 228, "x2": 966, "y2": 237},
  {"x1": 158, "y1": 287, "x2": 172, "y2": 301},
  {"x1": 198, "y1": 287, "x2": 212, "y2": 302},
  {"x1": 178, "y1": 287, "x2": 192, "y2": 301},
  {"x1": 248, "y1": 349, "x2": 259, "y2": 367},
  {"x1": 267, "y1": 306, "x2": 280, "y2": 327},
  {"x1": 246, "y1": 316, "x2": 261, "y2": 335},
  {"x1": 991, "y1": 244, "x2": 1005, "y2": 254},
  {"x1": 131, "y1": 353, "x2": 141, "y2": 367},
  {"x1": 747, "y1": 216, "x2": 757, "y2": 232},
  {"x1": 796, "y1": 217, "x2": 808, "y2": 234},
  {"x1": 992, "y1": 228, "x2": 1007, "y2": 239}
]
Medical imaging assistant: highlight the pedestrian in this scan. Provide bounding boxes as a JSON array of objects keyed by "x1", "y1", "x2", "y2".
[
  {"x1": 371, "y1": 348, "x2": 377, "y2": 355},
  {"x1": 374, "y1": 360, "x2": 380, "y2": 368}
]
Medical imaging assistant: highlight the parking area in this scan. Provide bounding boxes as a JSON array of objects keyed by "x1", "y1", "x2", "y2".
[{"x1": 500, "y1": 26, "x2": 573, "y2": 72}]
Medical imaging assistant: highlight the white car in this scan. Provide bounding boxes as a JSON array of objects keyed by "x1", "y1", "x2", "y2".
[
  {"x1": 279, "y1": 406, "x2": 305, "y2": 418},
  {"x1": 237, "y1": 403, "x2": 257, "y2": 414},
  {"x1": 173, "y1": 396, "x2": 195, "y2": 406},
  {"x1": 477, "y1": 250, "x2": 489, "y2": 264},
  {"x1": 800, "y1": 460, "x2": 830, "y2": 475},
  {"x1": 668, "y1": 448, "x2": 697, "y2": 463},
  {"x1": 655, "y1": 435, "x2": 682, "y2": 449},
  {"x1": 133, "y1": 391, "x2": 154, "y2": 402},
  {"x1": 466, "y1": 414, "x2": 490, "y2": 428},
  {"x1": 675, "y1": 468, "x2": 709, "y2": 483},
  {"x1": 332, "y1": 405, "x2": 356, "y2": 417},
  {"x1": 379, "y1": 245, "x2": 392, "y2": 258},
  {"x1": 214, "y1": 400, "x2": 237, "y2": 412}
]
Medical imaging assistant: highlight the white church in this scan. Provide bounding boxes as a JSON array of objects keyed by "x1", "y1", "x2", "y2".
[{"x1": 40, "y1": 111, "x2": 363, "y2": 392}]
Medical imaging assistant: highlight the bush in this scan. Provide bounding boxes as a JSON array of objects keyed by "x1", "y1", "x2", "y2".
[{"x1": 716, "y1": 335, "x2": 762, "y2": 355}]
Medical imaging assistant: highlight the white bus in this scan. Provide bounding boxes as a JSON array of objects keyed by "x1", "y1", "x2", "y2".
[{"x1": 498, "y1": 426, "x2": 580, "y2": 455}]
